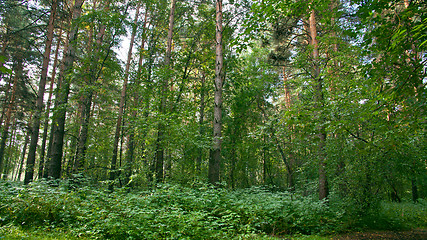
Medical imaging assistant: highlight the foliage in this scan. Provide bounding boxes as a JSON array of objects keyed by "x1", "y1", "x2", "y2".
[{"x1": 2, "y1": 180, "x2": 425, "y2": 239}]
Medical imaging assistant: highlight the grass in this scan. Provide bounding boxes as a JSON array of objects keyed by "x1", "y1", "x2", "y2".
[
  {"x1": 380, "y1": 200, "x2": 427, "y2": 229},
  {"x1": 0, "y1": 224, "x2": 88, "y2": 240},
  {"x1": 0, "y1": 225, "x2": 332, "y2": 240}
]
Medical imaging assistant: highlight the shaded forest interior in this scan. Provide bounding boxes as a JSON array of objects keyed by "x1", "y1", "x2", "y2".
[{"x1": 0, "y1": 0, "x2": 426, "y2": 238}]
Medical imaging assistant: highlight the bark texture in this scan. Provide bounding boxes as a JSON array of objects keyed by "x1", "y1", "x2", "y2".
[
  {"x1": 110, "y1": 3, "x2": 141, "y2": 186},
  {"x1": 48, "y1": 0, "x2": 85, "y2": 179},
  {"x1": 209, "y1": 0, "x2": 223, "y2": 185},
  {"x1": 155, "y1": 0, "x2": 176, "y2": 183},
  {"x1": 25, "y1": 0, "x2": 58, "y2": 184},
  {"x1": 309, "y1": 9, "x2": 328, "y2": 200}
]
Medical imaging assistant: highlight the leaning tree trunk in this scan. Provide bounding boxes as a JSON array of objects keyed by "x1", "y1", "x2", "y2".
[
  {"x1": 24, "y1": 0, "x2": 58, "y2": 184},
  {"x1": 209, "y1": 0, "x2": 224, "y2": 185},
  {"x1": 48, "y1": 0, "x2": 85, "y2": 179}
]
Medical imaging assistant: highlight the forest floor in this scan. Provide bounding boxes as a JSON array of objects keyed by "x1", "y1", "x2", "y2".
[{"x1": 331, "y1": 229, "x2": 427, "y2": 240}]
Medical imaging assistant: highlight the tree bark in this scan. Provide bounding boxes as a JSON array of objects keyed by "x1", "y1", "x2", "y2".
[
  {"x1": 24, "y1": 0, "x2": 58, "y2": 184},
  {"x1": 3, "y1": 116, "x2": 17, "y2": 179},
  {"x1": 110, "y1": 3, "x2": 142, "y2": 187},
  {"x1": 154, "y1": 0, "x2": 176, "y2": 183},
  {"x1": 0, "y1": 57, "x2": 21, "y2": 175},
  {"x1": 196, "y1": 72, "x2": 206, "y2": 173},
  {"x1": 48, "y1": 0, "x2": 85, "y2": 179},
  {"x1": 15, "y1": 114, "x2": 32, "y2": 181},
  {"x1": 309, "y1": 8, "x2": 328, "y2": 200},
  {"x1": 209, "y1": 0, "x2": 223, "y2": 185},
  {"x1": 38, "y1": 28, "x2": 62, "y2": 179},
  {"x1": 124, "y1": 5, "x2": 147, "y2": 186},
  {"x1": 74, "y1": 1, "x2": 108, "y2": 174}
]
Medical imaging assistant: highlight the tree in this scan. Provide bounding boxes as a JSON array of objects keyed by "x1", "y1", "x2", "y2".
[
  {"x1": 153, "y1": 0, "x2": 176, "y2": 183},
  {"x1": 110, "y1": 2, "x2": 142, "y2": 187},
  {"x1": 209, "y1": 0, "x2": 224, "y2": 185},
  {"x1": 74, "y1": 0, "x2": 110, "y2": 174},
  {"x1": 48, "y1": 0, "x2": 85, "y2": 179},
  {"x1": 24, "y1": 0, "x2": 58, "y2": 184}
]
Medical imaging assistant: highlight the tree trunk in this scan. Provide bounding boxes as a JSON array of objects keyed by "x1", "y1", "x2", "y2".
[
  {"x1": 3, "y1": 116, "x2": 17, "y2": 179},
  {"x1": 124, "y1": 5, "x2": 147, "y2": 186},
  {"x1": 0, "y1": 77, "x2": 11, "y2": 129},
  {"x1": 38, "y1": 28, "x2": 62, "y2": 179},
  {"x1": 309, "y1": 8, "x2": 328, "y2": 200},
  {"x1": 43, "y1": 29, "x2": 70, "y2": 179},
  {"x1": 196, "y1": 72, "x2": 206, "y2": 173},
  {"x1": 154, "y1": 0, "x2": 176, "y2": 183},
  {"x1": 0, "y1": 57, "x2": 21, "y2": 174},
  {"x1": 74, "y1": 1, "x2": 108, "y2": 174},
  {"x1": 48, "y1": 0, "x2": 85, "y2": 179},
  {"x1": 110, "y1": 3, "x2": 141, "y2": 187},
  {"x1": 209, "y1": 0, "x2": 224, "y2": 185},
  {"x1": 25, "y1": 0, "x2": 58, "y2": 184},
  {"x1": 15, "y1": 114, "x2": 32, "y2": 181}
]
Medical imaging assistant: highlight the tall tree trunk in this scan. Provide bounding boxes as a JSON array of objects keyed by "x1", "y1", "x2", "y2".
[
  {"x1": 154, "y1": 0, "x2": 176, "y2": 183},
  {"x1": 309, "y1": 8, "x2": 328, "y2": 200},
  {"x1": 282, "y1": 67, "x2": 295, "y2": 191},
  {"x1": 74, "y1": 1, "x2": 108, "y2": 174},
  {"x1": 0, "y1": 78, "x2": 11, "y2": 129},
  {"x1": 110, "y1": 3, "x2": 142, "y2": 187},
  {"x1": 209, "y1": 0, "x2": 223, "y2": 185},
  {"x1": 38, "y1": 28, "x2": 62, "y2": 179},
  {"x1": 24, "y1": 0, "x2": 58, "y2": 184},
  {"x1": 43, "y1": 29, "x2": 70, "y2": 179},
  {"x1": 15, "y1": 114, "x2": 32, "y2": 181},
  {"x1": 48, "y1": 0, "x2": 85, "y2": 179},
  {"x1": 3, "y1": 116, "x2": 17, "y2": 179},
  {"x1": 196, "y1": 72, "x2": 206, "y2": 173},
  {"x1": 124, "y1": 5, "x2": 147, "y2": 186},
  {"x1": 0, "y1": 57, "x2": 21, "y2": 174}
]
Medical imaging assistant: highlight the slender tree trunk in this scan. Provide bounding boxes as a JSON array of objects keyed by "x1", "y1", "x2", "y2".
[
  {"x1": 229, "y1": 133, "x2": 236, "y2": 189},
  {"x1": 209, "y1": 0, "x2": 223, "y2": 185},
  {"x1": 309, "y1": 9, "x2": 328, "y2": 200},
  {"x1": 283, "y1": 67, "x2": 291, "y2": 109},
  {"x1": 282, "y1": 67, "x2": 295, "y2": 191},
  {"x1": 196, "y1": 72, "x2": 206, "y2": 173},
  {"x1": 154, "y1": 0, "x2": 176, "y2": 183},
  {"x1": 43, "y1": 29, "x2": 70, "y2": 179},
  {"x1": 0, "y1": 79, "x2": 11, "y2": 129},
  {"x1": 25, "y1": 0, "x2": 58, "y2": 184},
  {"x1": 110, "y1": 3, "x2": 141, "y2": 187},
  {"x1": 15, "y1": 115, "x2": 32, "y2": 181},
  {"x1": 48, "y1": 0, "x2": 85, "y2": 179},
  {"x1": 3, "y1": 116, "x2": 17, "y2": 179},
  {"x1": 124, "y1": 5, "x2": 147, "y2": 186},
  {"x1": 38, "y1": 28, "x2": 62, "y2": 179},
  {"x1": 0, "y1": 58, "x2": 21, "y2": 174},
  {"x1": 74, "y1": 1, "x2": 108, "y2": 173}
]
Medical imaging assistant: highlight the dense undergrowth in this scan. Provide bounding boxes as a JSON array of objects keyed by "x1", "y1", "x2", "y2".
[{"x1": 0, "y1": 180, "x2": 425, "y2": 239}]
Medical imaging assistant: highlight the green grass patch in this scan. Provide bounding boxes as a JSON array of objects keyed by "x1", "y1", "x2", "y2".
[{"x1": 0, "y1": 224, "x2": 88, "y2": 240}]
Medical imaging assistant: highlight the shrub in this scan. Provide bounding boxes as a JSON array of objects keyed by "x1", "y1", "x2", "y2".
[{"x1": 3, "y1": 180, "x2": 424, "y2": 239}]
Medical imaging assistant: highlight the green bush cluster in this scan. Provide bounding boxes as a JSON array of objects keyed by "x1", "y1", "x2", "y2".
[{"x1": 0, "y1": 180, "x2": 425, "y2": 239}]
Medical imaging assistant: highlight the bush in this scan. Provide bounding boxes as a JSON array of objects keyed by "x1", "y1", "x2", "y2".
[{"x1": 2, "y1": 180, "x2": 424, "y2": 239}]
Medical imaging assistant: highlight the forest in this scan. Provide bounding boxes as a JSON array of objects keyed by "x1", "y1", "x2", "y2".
[{"x1": 0, "y1": 0, "x2": 426, "y2": 239}]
